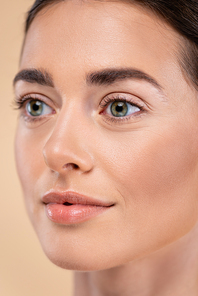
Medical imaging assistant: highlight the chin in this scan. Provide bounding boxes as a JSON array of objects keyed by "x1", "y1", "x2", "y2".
[
  {"x1": 34, "y1": 227, "x2": 130, "y2": 272},
  {"x1": 41, "y1": 245, "x2": 117, "y2": 271}
]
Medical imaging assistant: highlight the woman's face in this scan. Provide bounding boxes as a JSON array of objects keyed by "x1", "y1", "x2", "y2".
[{"x1": 15, "y1": 0, "x2": 198, "y2": 270}]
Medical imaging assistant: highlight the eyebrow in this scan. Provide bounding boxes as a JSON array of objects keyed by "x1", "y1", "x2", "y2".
[
  {"x1": 86, "y1": 68, "x2": 163, "y2": 91},
  {"x1": 13, "y1": 68, "x2": 54, "y2": 87},
  {"x1": 13, "y1": 67, "x2": 162, "y2": 92}
]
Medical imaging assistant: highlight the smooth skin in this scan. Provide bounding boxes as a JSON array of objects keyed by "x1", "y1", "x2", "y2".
[{"x1": 15, "y1": 1, "x2": 198, "y2": 295}]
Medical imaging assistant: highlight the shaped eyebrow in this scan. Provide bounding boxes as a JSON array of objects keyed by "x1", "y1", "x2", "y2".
[
  {"x1": 13, "y1": 67, "x2": 163, "y2": 94},
  {"x1": 13, "y1": 68, "x2": 54, "y2": 87},
  {"x1": 86, "y1": 68, "x2": 163, "y2": 92}
]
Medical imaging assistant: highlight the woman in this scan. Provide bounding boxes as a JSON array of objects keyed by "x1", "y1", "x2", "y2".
[{"x1": 14, "y1": 0, "x2": 198, "y2": 295}]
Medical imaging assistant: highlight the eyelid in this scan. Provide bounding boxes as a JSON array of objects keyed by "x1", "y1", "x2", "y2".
[
  {"x1": 100, "y1": 92, "x2": 145, "y2": 107},
  {"x1": 99, "y1": 92, "x2": 146, "y2": 113},
  {"x1": 14, "y1": 93, "x2": 56, "y2": 111}
]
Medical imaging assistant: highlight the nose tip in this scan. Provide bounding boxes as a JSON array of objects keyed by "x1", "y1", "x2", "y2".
[{"x1": 43, "y1": 141, "x2": 93, "y2": 174}]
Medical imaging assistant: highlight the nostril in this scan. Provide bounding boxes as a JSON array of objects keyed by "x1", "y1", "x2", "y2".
[{"x1": 63, "y1": 163, "x2": 79, "y2": 170}]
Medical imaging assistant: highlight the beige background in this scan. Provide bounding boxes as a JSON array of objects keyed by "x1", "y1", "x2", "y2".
[{"x1": 0, "y1": 1, "x2": 73, "y2": 295}]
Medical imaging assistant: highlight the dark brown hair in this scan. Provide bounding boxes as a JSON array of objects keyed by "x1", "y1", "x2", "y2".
[{"x1": 25, "y1": 0, "x2": 198, "y2": 88}]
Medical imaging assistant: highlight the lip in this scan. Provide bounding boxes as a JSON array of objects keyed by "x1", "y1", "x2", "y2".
[{"x1": 42, "y1": 190, "x2": 114, "y2": 224}]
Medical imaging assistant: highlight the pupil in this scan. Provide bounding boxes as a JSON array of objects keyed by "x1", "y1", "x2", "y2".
[
  {"x1": 33, "y1": 103, "x2": 40, "y2": 111},
  {"x1": 116, "y1": 104, "x2": 123, "y2": 112}
]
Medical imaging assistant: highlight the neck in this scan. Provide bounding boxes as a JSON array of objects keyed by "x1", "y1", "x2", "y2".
[{"x1": 74, "y1": 224, "x2": 198, "y2": 296}]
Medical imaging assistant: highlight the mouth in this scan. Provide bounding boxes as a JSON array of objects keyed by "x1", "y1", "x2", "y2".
[{"x1": 42, "y1": 191, "x2": 114, "y2": 224}]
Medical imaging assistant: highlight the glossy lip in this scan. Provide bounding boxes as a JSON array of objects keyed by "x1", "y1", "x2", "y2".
[{"x1": 42, "y1": 190, "x2": 115, "y2": 224}]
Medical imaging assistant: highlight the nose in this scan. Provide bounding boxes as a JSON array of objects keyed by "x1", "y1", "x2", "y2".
[{"x1": 42, "y1": 110, "x2": 94, "y2": 175}]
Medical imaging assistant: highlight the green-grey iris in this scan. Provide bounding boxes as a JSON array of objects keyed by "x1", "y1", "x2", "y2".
[
  {"x1": 27, "y1": 100, "x2": 43, "y2": 116},
  {"x1": 110, "y1": 101, "x2": 128, "y2": 117}
]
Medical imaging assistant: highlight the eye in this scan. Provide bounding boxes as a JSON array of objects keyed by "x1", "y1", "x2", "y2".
[
  {"x1": 99, "y1": 93, "x2": 145, "y2": 125},
  {"x1": 26, "y1": 100, "x2": 53, "y2": 117},
  {"x1": 107, "y1": 101, "x2": 140, "y2": 117}
]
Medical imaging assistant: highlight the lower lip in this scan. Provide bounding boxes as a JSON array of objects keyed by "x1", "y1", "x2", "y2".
[{"x1": 45, "y1": 203, "x2": 111, "y2": 224}]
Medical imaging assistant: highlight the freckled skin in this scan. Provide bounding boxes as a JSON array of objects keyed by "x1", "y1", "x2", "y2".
[{"x1": 15, "y1": 1, "x2": 198, "y2": 294}]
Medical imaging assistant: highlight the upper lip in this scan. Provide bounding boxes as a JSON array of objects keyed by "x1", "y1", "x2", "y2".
[{"x1": 42, "y1": 190, "x2": 114, "y2": 207}]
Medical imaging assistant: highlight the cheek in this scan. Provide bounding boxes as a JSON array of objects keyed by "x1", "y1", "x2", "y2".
[
  {"x1": 15, "y1": 124, "x2": 45, "y2": 200},
  {"x1": 131, "y1": 135, "x2": 195, "y2": 197},
  {"x1": 15, "y1": 124, "x2": 51, "y2": 231},
  {"x1": 104, "y1": 123, "x2": 198, "y2": 198},
  {"x1": 100, "y1": 124, "x2": 198, "y2": 246}
]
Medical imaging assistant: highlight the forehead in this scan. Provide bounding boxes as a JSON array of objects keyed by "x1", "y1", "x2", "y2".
[{"x1": 21, "y1": 0, "x2": 183, "y2": 94}]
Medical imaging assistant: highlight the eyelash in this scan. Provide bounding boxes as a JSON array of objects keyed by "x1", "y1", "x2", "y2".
[{"x1": 14, "y1": 94, "x2": 38, "y2": 110}]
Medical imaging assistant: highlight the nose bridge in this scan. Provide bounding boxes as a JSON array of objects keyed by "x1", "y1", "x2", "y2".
[{"x1": 43, "y1": 103, "x2": 93, "y2": 173}]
